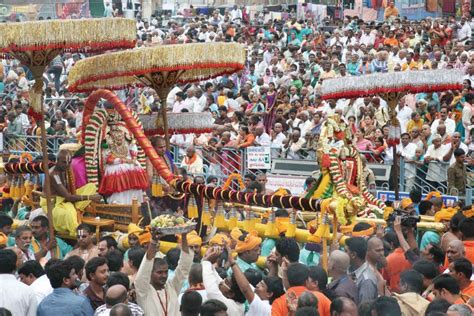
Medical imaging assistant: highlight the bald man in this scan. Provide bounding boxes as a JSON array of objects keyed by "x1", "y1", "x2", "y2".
[
  {"x1": 46, "y1": 149, "x2": 101, "y2": 237},
  {"x1": 95, "y1": 284, "x2": 144, "y2": 316},
  {"x1": 447, "y1": 240, "x2": 465, "y2": 264},
  {"x1": 330, "y1": 297, "x2": 359, "y2": 316},
  {"x1": 180, "y1": 146, "x2": 203, "y2": 175},
  {"x1": 328, "y1": 250, "x2": 358, "y2": 303},
  {"x1": 110, "y1": 304, "x2": 133, "y2": 316}
]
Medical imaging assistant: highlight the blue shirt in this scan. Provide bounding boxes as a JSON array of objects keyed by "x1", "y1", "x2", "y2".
[{"x1": 37, "y1": 288, "x2": 94, "y2": 316}]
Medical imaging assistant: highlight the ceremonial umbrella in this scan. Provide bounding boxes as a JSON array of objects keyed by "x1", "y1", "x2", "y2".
[
  {"x1": 68, "y1": 42, "x2": 247, "y2": 149},
  {"x1": 0, "y1": 18, "x2": 137, "y2": 244},
  {"x1": 321, "y1": 69, "x2": 464, "y2": 199}
]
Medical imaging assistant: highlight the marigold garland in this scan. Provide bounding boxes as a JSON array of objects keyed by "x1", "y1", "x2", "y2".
[
  {"x1": 68, "y1": 43, "x2": 246, "y2": 93},
  {"x1": 222, "y1": 173, "x2": 245, "y2": 190}
]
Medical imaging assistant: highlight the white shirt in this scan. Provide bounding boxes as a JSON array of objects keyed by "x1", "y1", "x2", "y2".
[
  {"x1": 30, "y1": 275, "x2": 53, "y2": 305},
  {"x1": 225, "y1": 98, "x2": 241, "y2": 112},
  {"x1": 246, "y1": 294, "x2": 271, "y2": 316},
  {"x1": 396, "y1": 105, "x2": 412, "y2": 134},
  {"x1": 203, "y1": 261, "x2": 245, "y2": 316},
  {"x1": 271, "y1": 132, "x2": 286, "y2": 148},
  {"x1": 181, "y1": 155, "x2": 204, "y2": 175},
  {"x1": 425, "y1": 144, "x2": 449, "y2": 182},
  {"x1": 398, "y1": 143, "x2": 418, "y2": 178},
  {"x1": 444, "y1": 142, "x2": 468, "y2": 165},
  {"x1": 231, "y1": 8, "x2": 243, "y2": 21},
  {"x1": 196, "y1": 94, "x2": 210, "y2": 113},
  {"x1": 458, "y1": 23, "x2": 472, "y2": 41},
  {"x1": 300, "y1": 120, "x2": 313, "y2": 137},
  {"x1": 170, "y1": 134, "x2": 194, "y2": 156},
  {"x1": 75, "y1": 110, "x2": 83, "y2": 131},
  {"x1": 256, "y1": 132, "x2": 272, "y2": 146},
  {"x1": 0, "y1": 274, "x2": 37, "y2": 316},
  {"x1": 431, "y1": 118, "x2": 456, "y2": 136},
  {"x1": 17, "y1": 112, "x2": 30, "y2": 133},
  {"x1": 167, "y1": 86, "x2": 182, "y2": 110},
  {"x1": 185, "y1": 97, "x2": 199, "y2": 113},
  {"x1": 360, "y1": 33, "x2": 375, "y2": 46}
]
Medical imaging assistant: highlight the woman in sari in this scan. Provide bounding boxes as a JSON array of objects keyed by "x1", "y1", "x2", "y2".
[{"x1": 263, "y1": 82, "x2": 277, "y2": 134}]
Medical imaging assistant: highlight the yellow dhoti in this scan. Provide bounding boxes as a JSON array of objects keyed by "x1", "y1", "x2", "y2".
[{"x1": 40, "y1": 183, "x2": 97, "y2": 237}]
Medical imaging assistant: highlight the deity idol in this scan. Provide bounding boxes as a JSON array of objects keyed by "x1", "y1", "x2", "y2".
[{"x1": 98, "y1": 124, "x2": 148, "y2": 204}]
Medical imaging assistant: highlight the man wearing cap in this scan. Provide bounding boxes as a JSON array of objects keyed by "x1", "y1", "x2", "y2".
[{"x1": 229, "y1": 228, "x2": 262, "y2": 274}]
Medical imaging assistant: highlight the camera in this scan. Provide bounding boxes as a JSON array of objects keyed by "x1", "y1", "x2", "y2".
[{"x1": 387, "y1": 209, "x2": 420, "y2": 228}]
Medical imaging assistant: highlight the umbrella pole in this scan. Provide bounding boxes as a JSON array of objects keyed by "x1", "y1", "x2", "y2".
[
  {"x1": 38, "y1": 118, "x2": 55, "y2": 244},
  {"x1": 156, "y1": 87, "x2": 171, "y2": 150},
  {"x1": 31, "y1": 70, "x2": 56, "y2": 257}
]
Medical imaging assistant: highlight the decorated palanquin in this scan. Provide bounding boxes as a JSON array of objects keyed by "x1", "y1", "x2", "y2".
[{"x1": 309, "y1": 114, "x2": 385, "y2": 225}]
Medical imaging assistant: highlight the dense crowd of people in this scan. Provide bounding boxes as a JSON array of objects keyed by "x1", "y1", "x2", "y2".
[
  {"x1": 0, "y1": 3, "x2": 474, "y2": 316},
  {"x1": 2, "y1": 6, "x2": 474, "y2": 195}
]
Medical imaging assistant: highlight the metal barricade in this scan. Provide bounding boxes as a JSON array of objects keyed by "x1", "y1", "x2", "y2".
[
  {"x1": 400, "y1": 158, "x2": 453, "y2": 195},
  {"x1": 3, "y1": 133, "x2": 77, "y2": 157},
  {"x1": 44, "y1": 97, "x2": 81, "y2": 117}
]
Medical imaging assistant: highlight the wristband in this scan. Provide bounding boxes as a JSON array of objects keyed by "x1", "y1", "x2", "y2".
[{"x1": 230, "y1": 262, "x2": 236, "y2": 268}]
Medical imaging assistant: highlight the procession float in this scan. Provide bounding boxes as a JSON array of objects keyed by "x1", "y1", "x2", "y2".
[{"x1": 0, "y1": 18, "x2": 464, "y2": 267}]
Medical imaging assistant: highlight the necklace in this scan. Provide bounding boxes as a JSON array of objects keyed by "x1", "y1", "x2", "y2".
[{"x1": 110, "y1": 141, "x2": 128, "y2": 159}]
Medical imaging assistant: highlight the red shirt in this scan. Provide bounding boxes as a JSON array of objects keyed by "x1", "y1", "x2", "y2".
[{"x1": 383, "y1": 248, "x2": 412, "y2": 293}]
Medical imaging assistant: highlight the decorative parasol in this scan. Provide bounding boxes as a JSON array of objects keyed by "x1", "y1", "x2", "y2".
[
  {"x1": 0, "y1": 18, "x2": 136, "y2": 247},
  {"x1": 321, "y1": 69, "x2": 464, "y2": 198},
  {"x1": 68, "y1": 42, "x2": 246, "y2": 148}
]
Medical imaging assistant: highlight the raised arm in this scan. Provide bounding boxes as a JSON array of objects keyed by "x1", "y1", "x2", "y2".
[{"x1": 228, "y1": 245, "x2": 255, "y2": 303}]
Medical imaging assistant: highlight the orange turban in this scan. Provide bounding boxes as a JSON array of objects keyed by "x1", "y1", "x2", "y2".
[
  {"x1": 138, "y1": 231, "x2": 151, "y2": 246},
  {"x1": 351, "y1": 227, "x2": 375, "y2": 237},
  {"x1": 383, "y1": 206, "x2": 395, "y2": 221},
  {"x1": 425, "y1": 191, "x2": 442, "y2": 201},
  {"x1": 127, "y1": 224, "x2": 150, "y2": 246},
  {"x1": 275, "y1": 217, "x2": 290, "y2": 234},
  {"x1": 235, "y1": 230, "x2": 262, "y2": 253},
  {"x1": 463, "y1": 207, "x2": 474, "y2": 218},
  {"x1": 186, "y1": 231, "x2": 202, "y2": 246},
  {"x1": 209, "y1": 233, "x2": 230, "y2": 247},
  {"x1": 128, "y1": 223, "x2": 143, "y2": 236},
  {"x1": 0, "y1": 232, "x2": 7, "y2": 248},
  {"x1": 401, "y1": 198, "x2": 413, "y2": 210},
  {"x1": 231, "y1": 227, "x2": 243, "y2": 242},
  {"x1": 434, "y1": 208, "x2": 457, "y2": 223}
]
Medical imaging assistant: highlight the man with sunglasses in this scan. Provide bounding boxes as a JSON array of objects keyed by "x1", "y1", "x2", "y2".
[{"x1": 45, "y1": 149, "x2": 101, "y2": 238}]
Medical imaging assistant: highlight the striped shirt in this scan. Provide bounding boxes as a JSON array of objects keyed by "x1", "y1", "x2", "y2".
[{"x1": 94, "y1": 302, "x2": 144, "y2": 316}]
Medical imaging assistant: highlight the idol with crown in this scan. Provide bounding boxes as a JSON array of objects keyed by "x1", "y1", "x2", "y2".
[{"x1": 98, "y1": 119, "x2": 149, "y2": 205}]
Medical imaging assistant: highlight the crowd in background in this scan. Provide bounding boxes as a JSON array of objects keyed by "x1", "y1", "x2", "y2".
[
  {"x1": 2, "y1": 6, "x2": 474, "y2": 195},
  {"x1": 0, "y1": 6, "x2": 473, "y2": 316}
]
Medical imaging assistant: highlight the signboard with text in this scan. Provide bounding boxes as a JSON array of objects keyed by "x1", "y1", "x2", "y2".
[
  {"x1": 267, "y1": 174, "x2": 306, "y2": 196},
  {"x1": 247, "y1": 146, "x2": 271, "y2": 170}
]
